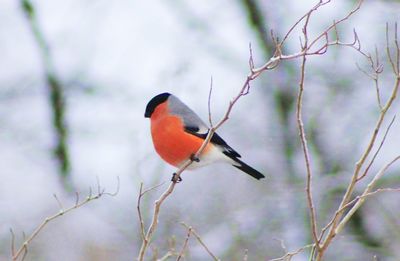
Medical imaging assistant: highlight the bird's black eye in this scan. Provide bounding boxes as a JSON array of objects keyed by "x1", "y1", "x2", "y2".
[{"x1": 144, "y1": 92, "x2": 171, "y2": 118}]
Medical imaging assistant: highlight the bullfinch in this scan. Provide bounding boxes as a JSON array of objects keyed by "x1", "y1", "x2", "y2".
[{"x1": 144, "y1": 92, "x2": 265, "y2": 181}]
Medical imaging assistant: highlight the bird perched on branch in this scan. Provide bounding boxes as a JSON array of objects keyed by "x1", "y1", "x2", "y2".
[{"x1": 144, "y1": 92, "x2": 265, "y2": 182}]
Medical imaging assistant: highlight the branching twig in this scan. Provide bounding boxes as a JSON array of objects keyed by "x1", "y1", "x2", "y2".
[
  {"x1": 335, "y1": 156, "x2": 400, "y2": 234},
  {"x1": 319, "y1": 186, "x2": 400, "y2": 240},
  {"x1": 11, "y1": 177, "x2": 119, "y2": 261},
  {"x1": 176, "y1": 226, "x2": 192, "y2": 261},
  {"x1": 137, "y1": 182, "x2": 166, "y2": 241},
  {"x1": 250, "y1": 0, "x2": 365, "y2": 78},
  {"x1": 157, "y1": 250, "x2": 178, "y2": 261},
  {"x1": 296, "y1": 9, "x2": 319, "y2": 249},
  {"x1": 317, "y1": 21, "x2": 400, "y2": 261},
  {"x1": 180, "y1": 223, "x2": 219, "y2": 261},
  {"x1": 269, "y1": 243, "x2": 315, "y2": 261},
  {"x1": 357, "y1": 115, "x2": 396, "y2": 181}
]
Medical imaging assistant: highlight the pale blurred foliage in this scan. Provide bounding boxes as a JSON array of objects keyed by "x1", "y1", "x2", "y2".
[{"x1": 0, "y1": 0, "x2": 399, "y2": 260}]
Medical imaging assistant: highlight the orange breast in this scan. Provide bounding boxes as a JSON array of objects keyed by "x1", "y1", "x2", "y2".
[{"x1": 150, "y1": 103, "x2": 210, "y2": 167}]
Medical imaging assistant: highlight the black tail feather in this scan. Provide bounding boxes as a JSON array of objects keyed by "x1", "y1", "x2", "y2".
[{"x1": 231, "y1": 158, "x2": 265, "y2": 180}]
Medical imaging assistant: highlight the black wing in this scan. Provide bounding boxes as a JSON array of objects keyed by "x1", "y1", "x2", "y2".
[
  {"x1": 185, "y1": 126, "x2": 265, "y2": 180},
  {"x1": 184, "y1": 126, "x2": 241, "y2": 158}
]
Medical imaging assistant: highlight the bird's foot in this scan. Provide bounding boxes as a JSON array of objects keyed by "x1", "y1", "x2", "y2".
[
  {"x1": 171, "y1": 173, "x2": 182, "y2": 183},
  {"x1": 190, "y1": 154, "x2": 200, "y2": 162}
]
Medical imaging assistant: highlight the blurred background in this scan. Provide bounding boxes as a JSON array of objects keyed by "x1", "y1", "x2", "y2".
[{"x1": 1, "y1": 0, "x2": 399, "y2": 260}]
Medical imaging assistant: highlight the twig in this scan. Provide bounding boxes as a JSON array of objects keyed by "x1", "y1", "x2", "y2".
[
  {"x1": 268, "y1": 244, "x2": 315, "y2": 261},
  {"x1": 181, "y1": 223, "x2": 220, "y2": 261},
  {"x1": 335, "y1": 156, "x2": 400, "y2": 234},
  {"x1": 11, "y1": 177, "x2": 119, "y2": 261},
  {"x1": 137, "y1": 182, "x2": 166, "y2": 241},
  {"x1": 157, "y1": 250, "x2": 177, "y2": 261},
  {"x1": 357, "y1": 115, "x2": 396, "y2": 181},
  {"x1": 296, "y1": 11, "x2": 319, "y2": 249},
  {"x1": 10, "y1": 229, "x2": 16, "y2": 257},
  {"x1": 137, "y1": 139, "x2": 212, "y2": 261},
  {"x1": 176, "y1": 226, "x2": 192, "y2": 261},
  {"x1": 156, "y1": 237, "x2": 179, "y2": 261},
  {"x1": 280, "y1": 0, "x2": 332, "y2": 46},
  {"x1": 319, "y1": 186, "x2": 400, "y2": 240},
  {"x1": 208, "y1": 77, "x2": 214, "y2": 127},
  {"x1": 250, "y1": 0, "x2": 364, "y2": 77},
  {"x1": 386, "y1": 23, "x2": 400, "y2": 75}
]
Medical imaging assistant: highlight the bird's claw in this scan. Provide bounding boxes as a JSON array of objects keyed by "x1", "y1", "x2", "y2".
[
  {"x1": 190, "y1": 154, "x2": 200, "y2": 162},
  {"x1": 171, "y1": 173, "x2": 182, "y2": 183},
  {"x1": 170, "y1": 154, "x2": 199, "y2": 183}
]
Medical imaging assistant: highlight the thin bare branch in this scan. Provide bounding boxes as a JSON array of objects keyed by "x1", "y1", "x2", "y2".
[
  {"x1": 280, "y1": 0, "x2": 332, "y2": 46},
  {"x1": 319, "y1": 32, "x2": 400, "y2": 259},
  {"x1": 249, "y1": 43, "x2": 255, "y2": 71},
  {"x1": 137, "y1": 182, "x2": 166, "y2": 241},
  {"x1": 268, "y1": 244, "x2": 315, "y2": 261},
  {"x1": 21, "y1": 248, "x2": 28, "y2": 261},
  {"x1": 336, "y1": 156, "x2": 400, "y2": 234},
  {"x1": 157, "y1": 251, "x2": 178, "y2": 261},
  {"x1": 10, "y1": 229, "x2": 16, "y2": 257},
  {"x1": 208, "y1": 77, "x2": 214, "y2": 127},
  {"x1": 296, "y1": 11, "x2": 319, "y2": 249},
  {"x1": 395, "y1": 23, "x2": 399, "y2": 73},
  {"x1": 251, "y1": 0, "x2": 364, "y2": 77},
  {"x1": 308, "y1": 0, "x2": 364, "y2": 53},
  {"x1": 11, "y1": 178, "x2": 119, "y2": 261},
  {"x1": 357, "y1": 115, "x2": 396, "y2": 181},
  {"x1": 386, "y1": 23, "x2": 398, "y2": 75},
  {"x1": 320, "y1": 186, "x2": 400, "y2": 240},
  {"x1": 176, "y1": 226, "x2": 192, "y2": 261},
  {"x1": 137, "y1": 183, "x2": 146, "y2": 241},
  {"x1": 181, "y1": 223, "x2": 220, "y2": 261},
  {"x1": 53, "y1": 194, "x2": 64, "y2": 212}
]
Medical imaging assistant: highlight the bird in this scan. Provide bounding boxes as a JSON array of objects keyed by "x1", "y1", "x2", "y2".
[{"x1": 144, "y1": 92, "x2": 265, "y2": 182}]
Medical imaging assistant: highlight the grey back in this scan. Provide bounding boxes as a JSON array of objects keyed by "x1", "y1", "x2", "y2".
[{"x1": 168, "y1": 95, "x2": 208, "y2": 132}]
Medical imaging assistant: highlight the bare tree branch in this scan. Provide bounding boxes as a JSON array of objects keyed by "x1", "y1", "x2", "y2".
[
  {"x1": 357, "y1": 115, "x2": 396, "y2": 181},
  {"x1": 176, "y1": 226, "x2": 192, "y2": 261},
  {"x1": 137, "y1": 182, "x2": 166, "y2": 241},
  {"x1": 336, "y1": 157, "x2": 400, "y2": 234},
  {"x1": 317, "y1": 22, "x2": 400, "y2": 261},
  {"x1": 296, "y1": 10, "x2": 319, "y2": 249},
  {"x1": 11, "y1": 178, "x2": 119, "y2": 261},
  {"x1": 181, "y1": 223, "x2": 219, "y2": 261},
  {"x1": 208, "y1": 77, "x2": 214, "y2": 127},
  {"x1": 268, "y1": 243, "x2": 315, "y2": 261}
]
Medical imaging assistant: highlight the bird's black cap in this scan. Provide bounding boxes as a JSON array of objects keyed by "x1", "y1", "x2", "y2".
[{"x1": 144, "y1": 92, "x2": 171, "y2": 118}]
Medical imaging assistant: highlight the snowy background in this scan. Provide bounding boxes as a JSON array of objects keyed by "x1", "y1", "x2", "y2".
[{"x1": 0, "y1": 0, "x2": 399, "y2": 260}]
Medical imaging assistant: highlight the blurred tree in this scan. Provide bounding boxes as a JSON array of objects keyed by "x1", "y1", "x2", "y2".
[
  {"x1": 21, "y1": 0, "x2": 71, "y2": 190},
  {"x1": 240, "y1": 0, "x2": 308, "y2": 250}
]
